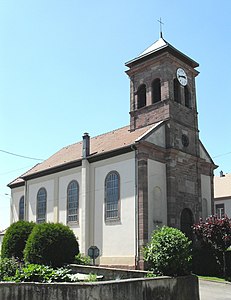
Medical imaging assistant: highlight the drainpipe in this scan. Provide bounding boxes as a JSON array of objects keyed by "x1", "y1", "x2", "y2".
[
  {"x1": 131, "y1": 144, "x2": 139, "y2": 269},
  {"x1": 24, "y1": 180, "x2": 28, "y2": 221}
]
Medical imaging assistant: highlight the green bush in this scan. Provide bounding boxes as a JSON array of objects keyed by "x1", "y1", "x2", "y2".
[
  {"x1": 8, "y1": 263, "x2": 98, "y2": 283},
  {"x1": 74, "y1": 253, "x2": 91, "y2": 265},
  {"x1": 0, "y1": 257, "x2": 19, "y2": 281},
  {"x1": 143, "y1": 226, "x2": 192, "y2": 276},
  {"x1": 1, "y1": 221, "x2": 35, "y2": 260},
  {"x1": 24, "y1": 222, "x2": 79, "y2": 267},
  {"x1": 10, "y1": 264, "x2": 72, "y2": 283}
]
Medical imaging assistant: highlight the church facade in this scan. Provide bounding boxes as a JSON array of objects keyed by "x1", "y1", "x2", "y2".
[{"x1": 8, "y1": 37, "x2": 217, "y2": 269}]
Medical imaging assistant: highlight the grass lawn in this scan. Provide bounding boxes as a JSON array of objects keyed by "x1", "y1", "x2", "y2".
[{"x1": 198, "y1": 275, "x2": 227, "y2": 282}]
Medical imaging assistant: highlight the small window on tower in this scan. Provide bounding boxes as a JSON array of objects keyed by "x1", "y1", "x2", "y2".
[
  {"x1": 152, "y1": 78, "x2": 161, "y2": 103},
  {"x1": 137, "y1": 84, "x2": 146, "y2": 109},
  {"x1": 174, "y1": 78, "x2": 181, "y2": 103},
  {"x1": 184, "y1": 86, "x2": 191, "y2": 108}
]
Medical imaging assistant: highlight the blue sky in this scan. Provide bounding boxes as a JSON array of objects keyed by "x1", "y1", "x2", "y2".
[{"x1": 1, "y1": 0, "x2": 231, "y2": 230}]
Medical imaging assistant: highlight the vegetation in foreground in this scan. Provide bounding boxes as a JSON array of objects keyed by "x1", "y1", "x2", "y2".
[
  {"x1": 193, "y1": 215, "x2": 231, "y2": 279},
  {"x1": 24, "y1": 222, "x2": 79, "y2": 267},
  {"x1": 143, "y1": 226, "x2": 192, "y2": 276},
  {"x1": 0, "y1": 221, "x2": 87, "y2": 282},
  {"x1": 74, "y1": 253, "x2": 91, "y2": 265},
  {"x1": 0, "y1": 258, "x2": 97, "y2": 283},
  {"x1": 1, "y1": 221, "x2": 35, "y2": 260}
]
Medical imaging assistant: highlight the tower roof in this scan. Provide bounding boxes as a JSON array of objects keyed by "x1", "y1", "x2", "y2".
[
  {"x1": 125, "y1": 37, "x2": 199, "y2": 69},
  {"x1": 139, "y1": 37, "x2": 168, "y2": 56}
]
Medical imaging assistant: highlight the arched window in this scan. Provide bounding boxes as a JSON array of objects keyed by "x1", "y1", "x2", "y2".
[
  {"x1": 174, "y1": 78, "x2": 181, "y2": 103},
  {"x1": 137, "y1": 84, "x2": 146, "y2": 109},
  {"x1": 37, "y1": 188, "x2": 47, "y2": 223},
  {"x1": 67, "y1": 180, "x2": 79, "y2": 223},
  {"x1": 184, "y1": 86, "x2": 191, "y2": 108},
  {"x1": 19, "y1": 196, "x2": 25, "y2": 221},
  {"x1": 152, "y1": 78, "x2": 161, "y2": 103},
  {"x1": 105, "y1": 171, "x2": 120, "y2": 221}
]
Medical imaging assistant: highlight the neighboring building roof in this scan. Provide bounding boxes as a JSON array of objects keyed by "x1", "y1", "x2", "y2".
[
  {"x1": 0, "y1": 228, "x2": 7, "y2": 235},
  {"x1": 8, "y1": 123, "x2": 160, "y2": 187},
  {"x1": 125, "y1": 37, "x2": 199, "y2": 69},
  {"x1": 214, "y1": 173, "x2": 231, "y2": 199}
]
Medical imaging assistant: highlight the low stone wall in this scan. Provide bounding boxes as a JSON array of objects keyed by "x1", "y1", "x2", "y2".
[
  {"x1": 0, "y1": 275, "x2": 199, "y2": 300},
  {"x1": 70, "y1": 264, "x2": 149, "y2": 280}
]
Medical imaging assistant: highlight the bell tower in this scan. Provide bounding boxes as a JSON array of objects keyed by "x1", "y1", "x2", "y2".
[
  {"x1": 125, "y1": 37, "x2": 200, "y2": 157},
  {"x1": 125, "y1": 37, "x2": 212, "y2": 239}
]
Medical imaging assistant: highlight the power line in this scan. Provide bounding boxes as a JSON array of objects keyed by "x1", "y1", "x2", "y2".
[
  {"x1": 212, "y1": 151, "x2": 231, "y2": 159},
  {"x1": 0, "y1": 165, "x2": 35, "y2": 176},
  {"x1": 0, "y1": 144, "x2": 229, "y2": 170},
  {"x1": 0, "y1": 149, "x2": 44, "y2": 161}
]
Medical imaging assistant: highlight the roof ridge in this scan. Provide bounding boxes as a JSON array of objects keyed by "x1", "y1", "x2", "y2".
[
  {"x1": 7, "y1": 163, "x2": 41, "y2": 186},
  {"x1": 92, "y1": 124, "x2": 130, "y2": 139},
  {"x1": 62, "y1": 124, "x2": 130, "y2": 150},
  {"x1": 8, "y1": 123, "x2": 158, "y2": 186}
]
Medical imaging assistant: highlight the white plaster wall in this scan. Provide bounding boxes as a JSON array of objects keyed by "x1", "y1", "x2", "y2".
[
  {"x1": 10, "y1": 152, "x2": 136, "y2": 265},
  {"x1": 214, "y1": 199, "x2": 231, "y2": 218},
  {"x1": 201, "y1": 174, "x2": 212, "y2": 217},
  {"x1": 11, "y1": 186, "x2": 25, "y2": 223},
  {"x1": 28, "y1": 178, "x2": 54, "y2": 223},
  {"x1": 59, "y1": 169, "x2": 81, "y2": 242},
  {"x1": 148, "y1": 159, "x2": 167, "y2": 239},
  {"x1": 12, "y1": 169, "x2": 82, "y2": 250},
  {"x1": 94, "y1": 153, "x2": 136, "y2": 261},
  {"x1": 199, "y1": 144, "x2": 211, "y2": 163}
]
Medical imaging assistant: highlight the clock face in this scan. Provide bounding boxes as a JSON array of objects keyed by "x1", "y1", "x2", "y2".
[{"x1": 176, "y1": 68, "x2": 188, "y2": 86}]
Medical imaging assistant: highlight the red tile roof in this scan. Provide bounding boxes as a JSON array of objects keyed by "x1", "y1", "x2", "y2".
[{"x1": 8, "y1": 124, "x2": 155, "y2": 187}]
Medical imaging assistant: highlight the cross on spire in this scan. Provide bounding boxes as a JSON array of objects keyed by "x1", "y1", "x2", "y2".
[{"x1": 157, "y1": 17, "x2": 164, "y2": 38}]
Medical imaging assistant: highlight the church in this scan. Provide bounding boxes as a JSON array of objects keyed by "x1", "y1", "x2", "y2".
[{"x1": 8, "y1": 34, "x2": 217, "y2": 269}]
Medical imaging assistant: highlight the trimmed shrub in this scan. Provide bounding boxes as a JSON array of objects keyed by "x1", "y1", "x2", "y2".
[
  {"x1": 1, "y1": 221, "x2": 35, "y2": 260},
  {"x1": 24, "y1": 222, "x2": 79, "y2": 267},
  {"x1": 143, "y1": 226, "x2": 192, "y2": 276}
]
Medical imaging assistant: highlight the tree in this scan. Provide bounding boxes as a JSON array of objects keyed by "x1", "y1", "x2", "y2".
[
  {"x1": 193, "y1": 215, "x2": 231, "y2": 278},
  {"x1": 143, "y1": 226, "x2": 192, "y2": 276}
]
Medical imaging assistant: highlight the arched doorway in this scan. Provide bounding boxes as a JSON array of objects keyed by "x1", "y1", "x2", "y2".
[{"x1": 180, "y1": 208, "x2": 194, "y2": 240}]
